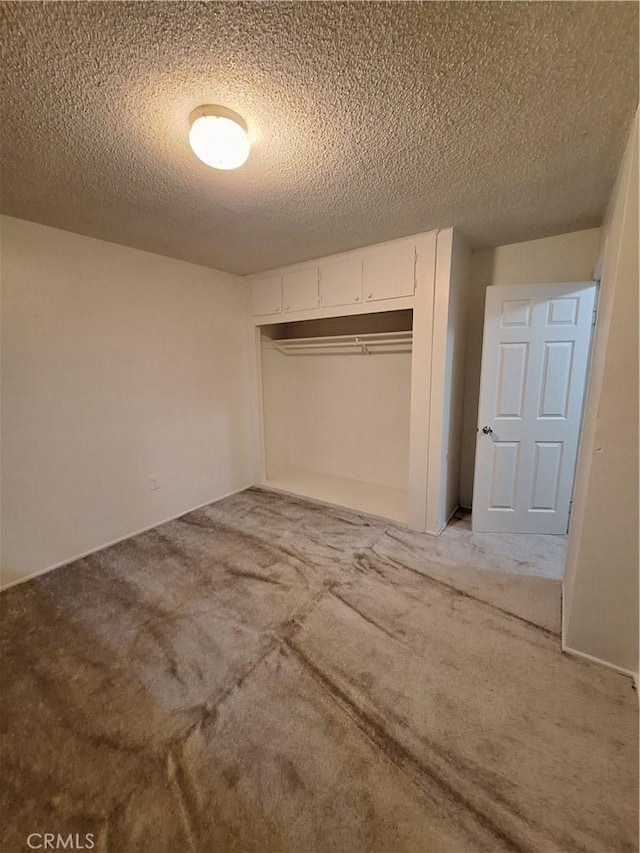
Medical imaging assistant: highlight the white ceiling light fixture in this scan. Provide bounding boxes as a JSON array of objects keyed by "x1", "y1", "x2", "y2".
[{"x1": 188, "y1": 105, "x2": 250, "y2": 170}]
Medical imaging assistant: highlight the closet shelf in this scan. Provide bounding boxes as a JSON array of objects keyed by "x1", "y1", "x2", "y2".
[{"x1": 262, "y1": 330, "x2": 413, "y2": 356}]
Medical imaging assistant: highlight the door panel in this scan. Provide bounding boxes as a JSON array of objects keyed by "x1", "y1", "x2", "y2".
[
  {"x1": 501, "y1": 298, "x2": 533, "y2": 327},
  {"x1": 539, "y1": 341, "x2": 574, "y2": 418},
  {"x1": 496, "y1": 342, "x2": 529, "y2": 419},
  {"x1": 547, "y1": 297, "x2": 579, "y2": 326},
  {"x1": 363, "y1": 240, "x2": 415, "y2": 302},
  {"x1": 530, "y1": 442, "x2": 563, "y2": 511},
  {"x1": 489, "y1": 442, "x2": 520, "y2": 510},
  {"x1": 319, "y1": 257, "x2": 363, "y2": 308},
  {"x1": 283, "y1": 267, "x2": 319, "y2": 313},
  {"x1": 251, "y1": 275, "x2": 282, "y2": 317},
  {"x1": 472, "y1": 282, "x2": 596, "y2": 534}
]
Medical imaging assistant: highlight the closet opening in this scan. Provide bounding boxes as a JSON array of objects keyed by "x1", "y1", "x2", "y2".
[{"x1": 260, "y1": 309, "x2": 413, "y2": 523}]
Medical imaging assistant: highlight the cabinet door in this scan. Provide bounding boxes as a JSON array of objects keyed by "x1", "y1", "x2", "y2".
[
  {"x1": 319, "y1": 257, "x2": 363, "y2": 308},
  {"x1": 363, "y1": 241, "x2": 415, "y2": 302},
  {"x1": 251, "y1": 275, "x2": 282, "y2": 316},
  {"x1": 283, "y1": 267, "x2": 319, "y2": 313}
]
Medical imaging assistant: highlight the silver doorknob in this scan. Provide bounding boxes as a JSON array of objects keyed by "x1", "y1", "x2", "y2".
[{"x1": 482, "y1": 426, "x2": 493, "y2": 435}]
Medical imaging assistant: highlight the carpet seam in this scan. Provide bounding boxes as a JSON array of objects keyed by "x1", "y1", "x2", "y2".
[
  {"x1": 370, "y1": 542, "x2": 561, "y2": 638},
  {"x1": 284, "y1": 638, "x2": 531, "y2": 853}
]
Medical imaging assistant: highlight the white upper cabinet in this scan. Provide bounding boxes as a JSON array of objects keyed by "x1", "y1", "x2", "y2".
[
  {"x1": 251, "y1": 274, "x2": 282, "y2": 316},
  {"x1": 283, "y1": 267, "x2": 319, "y2": 313},
  {"x1": 363, "y1": 240, "x2": 416, "y2": 302},
  {"x1": 319, "y1": 256, "x2": 363, "y2": 308},
  {"x1": 249, "y1": 237, "x2": 419, "y2": 319}
]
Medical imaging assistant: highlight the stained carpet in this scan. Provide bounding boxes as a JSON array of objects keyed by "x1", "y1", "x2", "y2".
[{"x1": 1, "y1": 488, "x2": 637, "y2": 852}]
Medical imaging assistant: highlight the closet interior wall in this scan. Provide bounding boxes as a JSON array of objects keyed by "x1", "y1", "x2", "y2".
[{"x1": 261, "y1": 312, "x2": 413, "y2": 522}]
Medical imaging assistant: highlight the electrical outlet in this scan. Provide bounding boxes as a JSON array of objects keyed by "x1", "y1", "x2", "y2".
[{"x1": 149, "y1": 475, "x2": 160, "y2": 492}]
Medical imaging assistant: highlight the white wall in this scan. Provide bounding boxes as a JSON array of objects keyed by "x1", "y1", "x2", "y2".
[
  {"x1": 459, "y1": 228, "x2": 601, "y2": 507},
  {"x1": 563, "y1": 111, "x2": 639, "y2": 678},
  {"x1": 1, "y1": 216, "x2": 253, "y2": 587}
]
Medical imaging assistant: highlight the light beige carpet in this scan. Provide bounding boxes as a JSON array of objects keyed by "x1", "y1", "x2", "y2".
[{"x1": 1, "y1": 487, "x2": 637, "y2": 852}]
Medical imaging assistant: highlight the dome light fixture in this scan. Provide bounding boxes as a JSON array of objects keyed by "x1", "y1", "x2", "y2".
[{"x1": 188, "y1": 105, "x2": 250, "y2": 170}]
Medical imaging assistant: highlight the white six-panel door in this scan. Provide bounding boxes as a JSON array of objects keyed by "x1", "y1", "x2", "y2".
[{"x1": 472, "y1": 283, "x2": 597, "y2": 534}]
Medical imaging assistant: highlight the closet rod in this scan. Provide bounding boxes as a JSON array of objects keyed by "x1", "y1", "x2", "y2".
[{"x1": 262, "y1": 330, "x2": 412, "y2": 356}]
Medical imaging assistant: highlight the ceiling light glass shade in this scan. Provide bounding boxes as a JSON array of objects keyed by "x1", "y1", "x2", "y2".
[{"x1": 188, "y1": 105, "x2": 250, "y2": 170}]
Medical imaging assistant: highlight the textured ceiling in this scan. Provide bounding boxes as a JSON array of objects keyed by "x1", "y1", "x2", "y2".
[{"x1": 1, "y1": 2, "x2": 638, "y2": 275}]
